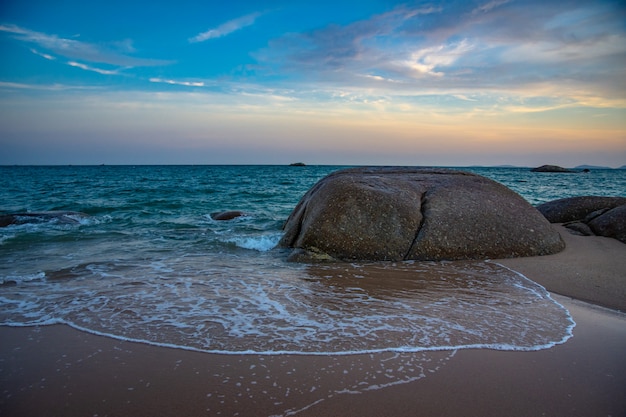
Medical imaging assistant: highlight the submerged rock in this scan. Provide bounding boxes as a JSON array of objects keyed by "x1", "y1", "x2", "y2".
[
  {"x1": 279, "y1": 167, "x2": 564, "y2": 262},
  {"x1": 210, "y1": 210, "x2": 247, "y2": 221},
  {"x1": 0, "y1": 211, "x2": 89, "y2": 227}
]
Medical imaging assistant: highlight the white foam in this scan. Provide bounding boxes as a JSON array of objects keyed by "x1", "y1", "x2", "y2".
[
  {"x1": 0, "y1": 271, "x2": 46, "y2": 285},
  {"x1": 226, "y1": 233, "x2": 282, "y2": 252},
  {"x1": 0, "y1": 214, "x2": 109, "y2": 243},
  {"x1": 0, "y1": 258, "x2": 578, "y2": 417},
  {"x1": 78, "y1": 214, "x2": 112, "y2": 226},
  {"x1": 0, "y1": 260, "x2": 575, "y2": 356}
]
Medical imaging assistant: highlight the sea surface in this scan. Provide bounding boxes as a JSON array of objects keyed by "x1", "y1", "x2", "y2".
[{"x1": 1, "y1": 165, "x2": 624, "y2": 357}]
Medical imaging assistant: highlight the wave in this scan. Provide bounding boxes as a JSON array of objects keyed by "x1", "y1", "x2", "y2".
[
  {"x1": 0, "y1": 271, "x2": 46, "y2": 286},
  {"x1": 0, "y1": 260, "x2": 574, "y2": 355},
  {"x1": 224, "y1": 233, "x2": 283, "y2": 252}
]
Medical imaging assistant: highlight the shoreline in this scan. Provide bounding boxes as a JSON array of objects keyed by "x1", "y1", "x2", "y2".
[
  {"x1": 1, "y1": 226, "x2": 625, "y2": 416},
  {"x1": 497, "y1": 224, "x2": 626, "y2": 312}
]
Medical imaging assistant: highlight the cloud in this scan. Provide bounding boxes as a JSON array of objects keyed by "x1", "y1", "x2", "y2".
[
  {"x1": 0, "y1": 81, "x2": 100, "y2": 91},
  {"x1": 150, "y1": 77, "x2": 205, "y2": 87},
  {"x1": 68, "y1": 61, "x2": 119, "y2": 75},
  {"x1": 257, "y1": 6, "x2": 433, "y2": 71},
  {"x1": 189, "y1": 12, "x2": 262, "y2": 43},
  {"x1": 30, "y1": 48, "x2": 55, "y2": 60},
  {"x1": 0, "y1": 23, "x2": 172, "y2": 67},
  {"x1": 453, "y1": 94, "x2": 478, "y2": 102},
  {"x1": 403, "y1": 39, "x2": 474, "y2": 77},
  {"x1": 472, "y1": 0, "x2": 511, "y2": 15},
  {"x1": 252, "y1": 0, "x2": 626, "y2": 109}
]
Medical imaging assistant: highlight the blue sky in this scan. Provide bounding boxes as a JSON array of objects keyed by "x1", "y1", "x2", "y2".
[{"x1": 1, "y1": 0, "x2": 625, "y2": 166}]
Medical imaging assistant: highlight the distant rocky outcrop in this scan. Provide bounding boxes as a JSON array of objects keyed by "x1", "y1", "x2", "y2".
[
  {"x1": 530, "y1": 165, "x2": 575, "y2": 173},
  {"x1": 289, "y1": 162, "x2": 306, "y2": 166},
  {"x1": 536, "y1": 196, "x2": 626, "y2": 243},
  {"x1": 0, "y1": 211, "x2": 89, "y2": 227},
  {"x1": 278, "y1": 167, "x2": 564, "y2": 262}
]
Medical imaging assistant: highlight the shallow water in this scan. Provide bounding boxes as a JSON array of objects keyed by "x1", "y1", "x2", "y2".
[
  {"x1": 1, "y1": 165, "x2": 623, "y2": 356},
  {"x1": 0, "y1": 259, "x2": 574, "y2": 354}
]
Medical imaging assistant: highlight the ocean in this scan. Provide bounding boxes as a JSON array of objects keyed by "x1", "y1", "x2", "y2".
[{"x1": 1, "y1": 165, "x2": 624, "y2": 358}]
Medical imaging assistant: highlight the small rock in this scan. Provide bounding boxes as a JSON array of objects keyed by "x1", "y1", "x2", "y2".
[
  {"x1": 564, "y1": 222, "x2": 595, "y2": 236},
  {"x1": 210, "y1": 211, "x2": 247, "y2": 221}
]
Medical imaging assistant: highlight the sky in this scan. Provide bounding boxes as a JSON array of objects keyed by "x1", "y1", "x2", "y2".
[{"x1": 0, "y1": 0, "x2": 625, "y2": 167}]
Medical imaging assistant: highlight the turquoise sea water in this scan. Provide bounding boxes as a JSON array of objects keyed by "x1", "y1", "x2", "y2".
[{"x1": 1, "y1": 165, "x2": 624, "y2": 357}]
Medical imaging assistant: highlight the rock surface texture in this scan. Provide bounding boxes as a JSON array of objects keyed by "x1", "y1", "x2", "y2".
[
  {"x1": 279, "y1": 167, "x2": 564, "y2": 262},
  {"x1": 537, "y1": 196, "x2": 626, "y2": 243}
]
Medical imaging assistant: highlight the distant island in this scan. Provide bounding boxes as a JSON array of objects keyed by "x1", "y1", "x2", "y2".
[
  {"x1": 574, "y1": 165, "x2": 612, "y2": 170},
  {"x1": 289, "y1": 162, "x2": 306, "y2": 166},
  {"x1": 530, "y1": 164, "x2": 625, "y2": 172},
  {"x1": 531, "y1": 165, "x2": 576, "y2": 173},
  {"x1": 465, "y1": 164, "x2": 625, "y2": 170}
]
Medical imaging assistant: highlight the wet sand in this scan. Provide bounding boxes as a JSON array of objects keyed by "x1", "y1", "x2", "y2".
[
  {"x1": 498, "y1": 225, "x2": 626, "y2": 312},
  {"x1": 1, "y1": 225, "x2": 625, "y2": 417}
]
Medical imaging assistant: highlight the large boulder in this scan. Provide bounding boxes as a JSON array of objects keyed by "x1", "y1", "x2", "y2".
[
  {"x1": 279, "y1": 167, "x2": 564, "y2": 262},
  {"x1": 536, "y1": 196, "x2": 626, "y2": 223}
]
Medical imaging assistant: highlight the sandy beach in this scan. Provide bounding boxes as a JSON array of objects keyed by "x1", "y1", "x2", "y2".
[{"x1": 1, "y1": 225, "x2": 625, "y2": 417}]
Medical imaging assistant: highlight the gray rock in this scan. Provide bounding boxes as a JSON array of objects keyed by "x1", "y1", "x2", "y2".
[
  {"x1": 210, "y1": 210, "x2": 247, "y2": 221},
  {"x1": 564, "y1": 221, "x2": 595, "y2": 236},
  {"x1": 588, "y1": 205, "x2": 626, "y2": 243},
  {"x1": 584, "y1": 208, "x2": 611, "y2": 223},
  {"x1": 279, "y1": 167, "x2": 564, "y2": 262},
  {"x1": 537, "y1": 196, "x2": 626, "y2": 223}
]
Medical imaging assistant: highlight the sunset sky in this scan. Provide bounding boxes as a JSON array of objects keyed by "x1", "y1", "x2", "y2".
[{"x1": 1, "y1": 0, "x2": 625, "y2": 167}]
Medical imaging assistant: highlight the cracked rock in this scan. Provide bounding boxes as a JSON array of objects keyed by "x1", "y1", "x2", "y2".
[{"x1": 278, "y1": 167, "x2": 564, "y2": 262}]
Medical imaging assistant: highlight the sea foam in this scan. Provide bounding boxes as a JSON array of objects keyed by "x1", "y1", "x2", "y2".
[
  {"x1": 226, "y1": 233, "x2": 283, "y2": 252},
  {"x1": 0, "y1": 259, "x2": 574, "y2": 355}
]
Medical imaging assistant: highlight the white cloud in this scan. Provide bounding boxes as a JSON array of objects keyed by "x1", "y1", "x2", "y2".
[
  {"x1": 360, "y1": 74, "x2": 402, "y2": 84},
  {"x1": 453, "y1": 94, "x2": 478, "y2": 101},
  {"x1": 0, "y1": 81, "x2": 99, "y2": 91},
  {"x1": 150, "y1": 77, "x2": 205, "y2": 87},
  {"x1": 30, "y1": 48, "x2": 55, "y2": 60},
  {"x1": 404, "y1": 39, "x2": 474, "y2": 77},
  {"x1": 472, "y1": 0, "x2": 511, "y2": 14},
  {"x1": 68, "y1": 61, "x2": 119, "y2": 75},
  {"x1": 189, "y1": 12, "x2": 261, "y2": 43},
  {"x1": 0, "y1": 23, "x2": 172, "y2": 67}
]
